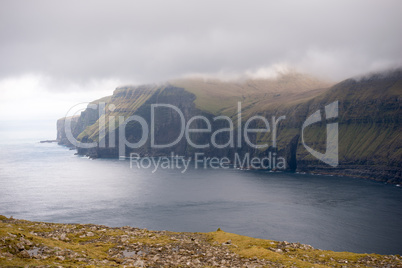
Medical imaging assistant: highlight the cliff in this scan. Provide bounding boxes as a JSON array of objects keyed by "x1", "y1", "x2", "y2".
[{"x1": 57, "y1": 70, "x2": 402, "y2": 183}]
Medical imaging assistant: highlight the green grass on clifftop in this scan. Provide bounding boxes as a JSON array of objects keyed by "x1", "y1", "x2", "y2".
[{"x1": 0, "y1": 216, "x2": 400, "y2": 267}]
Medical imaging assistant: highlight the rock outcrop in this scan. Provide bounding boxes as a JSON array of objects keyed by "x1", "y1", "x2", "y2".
[{"x1": 1, "y1": 215, "x2": 401, "y2": 267}]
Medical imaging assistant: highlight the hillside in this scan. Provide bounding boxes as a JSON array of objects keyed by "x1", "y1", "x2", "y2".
[
  {"x1": 170, "y1": 72, "x2": 332, "y2": 116},
  {"x1": 257, "y1": 70, "x2": 402, "y2": 181},
  {"x1": 1, "y1": 216, "x2": 401, "y2": 267},
  {"x1": 57, "y1": 69, "x2": 402, "y2": 183}
]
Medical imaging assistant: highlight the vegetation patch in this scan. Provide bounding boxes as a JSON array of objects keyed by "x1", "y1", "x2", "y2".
[{"x1": 1, "y1": 216, "x2": 400, "y2": 267}]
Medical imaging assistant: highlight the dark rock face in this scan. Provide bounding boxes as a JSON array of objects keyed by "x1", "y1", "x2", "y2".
[
  {"x1": 57, "y1": 70, "x2": 402, "y2": 183},
  {"x1": 57, "y1": 116, "x2": 79, "y2": 148},
  {"x1": 286, "y1": 135, "x2": 299, "y2": 171}
]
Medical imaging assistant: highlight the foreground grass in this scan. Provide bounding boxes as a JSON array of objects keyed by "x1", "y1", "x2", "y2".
[
  {"x1": 0, "y1": 215, "x2": 400, "y2": 267},
  {"x1": 208, "y1": 230, "x2": 401, "y2": 268}
]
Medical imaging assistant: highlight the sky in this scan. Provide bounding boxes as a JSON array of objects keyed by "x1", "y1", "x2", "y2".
[{"x1": 0, "y1": 0, "x2": 401, "y2": 138}]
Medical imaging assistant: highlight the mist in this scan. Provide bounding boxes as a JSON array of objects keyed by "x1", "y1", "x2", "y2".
[{"x1": 0, "y1": 0, "x2": 401, "y2": 131}]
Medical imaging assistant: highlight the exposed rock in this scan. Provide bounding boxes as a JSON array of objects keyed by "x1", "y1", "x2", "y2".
[
  {"x1": 19, "y1": 250, "x2": 30, "y2": 258},
  {"x1": 59, "y1": 233, "x2": 68, "y2": 241},
  {"x1": 86, "y1": 232, "x2": 94, "y2": 237}
]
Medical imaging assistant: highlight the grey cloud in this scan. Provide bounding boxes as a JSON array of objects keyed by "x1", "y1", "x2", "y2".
[{"x1": 1, "y1": 0, "x2": 401, "y2": 86}]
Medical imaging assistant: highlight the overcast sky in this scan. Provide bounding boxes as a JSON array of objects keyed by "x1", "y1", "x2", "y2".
[{"x1": 0, "y1": 0, "x2": 401, "y2": 126}]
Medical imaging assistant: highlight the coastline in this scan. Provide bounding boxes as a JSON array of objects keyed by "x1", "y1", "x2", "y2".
[
  {"x1": 1, "y1": 215, "x2": 400, "y2": 267},
  {"x1": 61, "y1": 144, "x2": 402, "y2": 184}
]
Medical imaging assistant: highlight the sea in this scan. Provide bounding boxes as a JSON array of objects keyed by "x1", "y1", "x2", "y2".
[{"x1": 0, "y1": 122, "x2": 401, "y2": 255}]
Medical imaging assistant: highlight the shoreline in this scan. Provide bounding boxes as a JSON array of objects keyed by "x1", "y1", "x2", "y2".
[
  {"x1": 56, "y1": 141, "x2": 402, "y2": 185},
  {"x1": 1, "y1": 215, "x2": 400, "y2": 267}
]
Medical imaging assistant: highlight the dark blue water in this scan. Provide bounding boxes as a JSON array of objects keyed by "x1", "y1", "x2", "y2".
[{"x1": 0, "y1": 141, "x2": 401, "y2": 255}]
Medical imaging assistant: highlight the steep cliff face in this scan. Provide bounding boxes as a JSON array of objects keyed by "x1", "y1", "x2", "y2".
[
  {"x1": 57, "y1": 70, "x2": 402, "y2": 183},
  {"x1": 269, "y1": 71, "x2": 401, "y2": 182},
  {"x1": 57, "y1": 116, "x2": 80, "y2": 147}
]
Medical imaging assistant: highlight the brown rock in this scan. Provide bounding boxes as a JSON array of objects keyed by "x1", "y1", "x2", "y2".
[{"x1": 19, "y1": 250, "x2": 30, "y2": 258}]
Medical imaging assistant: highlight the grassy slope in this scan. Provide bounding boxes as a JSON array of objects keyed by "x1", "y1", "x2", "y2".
[
  {"x1": 1, "y1": 216, "x2": 400, "y2": 267},
  {"x1": 209, "y1": 231, "x2": 400, "y2": 268},
  {"x1": 170, "y1": 73, "x2": 334, "y2": 157},
  {"x1": 170, "y1": 72, "x2": 333, "y2": 118},
  {"x1": 295, "y1": 73, "x2": 402, "y2": 167},
  {"x1": 77, "y1": 84, "x2": 162, "y2": 142}
]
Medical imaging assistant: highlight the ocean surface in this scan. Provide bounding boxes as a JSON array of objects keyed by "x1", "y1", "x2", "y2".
[{"x1": 0, "y1": 140, "x2": 401, "y2": 255}]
